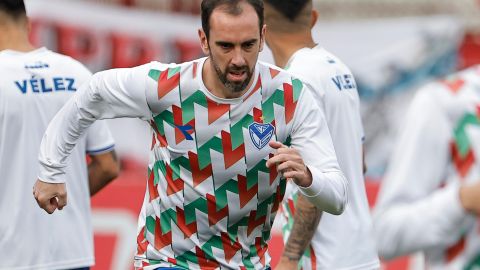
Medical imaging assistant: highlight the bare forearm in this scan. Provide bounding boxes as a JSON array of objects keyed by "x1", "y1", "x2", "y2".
[
  {"x1": 88, "y1": 151, "x2": 120, "y2": 196},
  {"x1": 282, "y1": 194, "x2": 322, "y2": 261}
]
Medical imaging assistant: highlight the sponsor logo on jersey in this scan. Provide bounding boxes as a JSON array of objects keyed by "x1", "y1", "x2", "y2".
[
  {"x1": 248, "y1": 122, "x2": 274, "y2": 149},
  {"x1": 175, "y1": 125, "x2": 194, "y2": 141},
  {"x1": 24, "y1": 61, "x2": 50, "y2": 69}
]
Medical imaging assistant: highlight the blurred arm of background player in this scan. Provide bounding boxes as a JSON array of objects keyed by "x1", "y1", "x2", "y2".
[
  {"x1": 459, "y1": 182, "x2": 480, "y2": 214},
  {"x1": 373, "y1": 82, "x2": 479, "y2": 259},
  {"x1": 88, "y1": 150, "x2": 120, "y2": 196}
]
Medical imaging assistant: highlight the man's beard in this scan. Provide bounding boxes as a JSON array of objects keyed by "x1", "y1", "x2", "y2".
[{"x1": 211, "y1": 56, "x2": 253, "y2": 93}]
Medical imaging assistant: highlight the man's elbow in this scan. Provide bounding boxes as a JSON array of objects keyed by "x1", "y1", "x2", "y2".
[
  {"x1": 330, "y1": 199, "x2": 346, "y2": 215},
  {"x1": 101, "y1": 163, "x2": 120, "y2": 181},
  {"x1": 329, "y1": 173, "x2": 348, "y2": 215},
  {"x1": 90, "y1": 151, "x2": 120, "y2": 183},
  {"x1": 303, "y1": 170, "x2": 348, "y2": 215}
]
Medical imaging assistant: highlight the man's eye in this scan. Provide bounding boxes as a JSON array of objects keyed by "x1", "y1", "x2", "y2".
[
  {"x1": 219, "y1": 44, "x2": 232, "y2": 49},
  {"x1": 243, "y1": 42, "x2": 254, "y2": 49}
]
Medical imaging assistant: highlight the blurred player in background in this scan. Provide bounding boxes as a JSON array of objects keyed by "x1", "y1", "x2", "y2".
[
  {"x1": 264, "y1": 1, "x2": 380, "y2": 269},
  {"x1": 373, "y1": 65, "x2": 480, "y2": 269},
  {"x1": 32, "y1": 0, "x2": 349, "y2": 269},
  {"x1": 0, "y1": 0, "x2": 120, "y2": 269}
]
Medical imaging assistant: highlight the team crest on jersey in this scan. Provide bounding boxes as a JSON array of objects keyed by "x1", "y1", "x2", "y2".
[{"x1": 248, "y1": 122, "x2": 275, "y2": 149}]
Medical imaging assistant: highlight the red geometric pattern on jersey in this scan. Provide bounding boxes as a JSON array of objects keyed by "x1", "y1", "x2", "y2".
[
  {"x1": 154, "y1": 216, "x2": 172, "y2": 250},
  {"x1": 284, "y1": 82, "x2": 297, "y2": 124},
  {"x1": 207, "y1": 98, "x2": 230, "y2": 124},
  {"x1": 149, "y1": 119, "x2": 168, "y2": 147},
  {"x1": 137, "y1": 226, "x2": 148, "y2": 255},
  {"x1": 253, "y1": 107, "x2": 263, "y2": 123},
  {"x1": 196, "y1": 247, "x2": 221, "y2": 269},
  {"x1": 238, "y1": 174, "x2": 258, "y2": 208},
  {"x1": 442, "y1": 78, "x2": 466, "y2": 94},
  {"x1": 269, "y1": 153, "x2": 279, "y2": 185},
  {"x1": 206, "y1": 193, "x2": 229, "y2": 226},
  {"x1": 255, "y1": 237, "x2": 268, "y2": 266},
  {"x1": 221, "y1": 232, "x2": 242, "y2": 263},
  {"x1": 247, "y1": 210, "x2": 267, "y2": 236},
  {"x1": 165, "y1": 163, "x2": 184, "y2": 196},
  {"x1": 451, "y1": 141, "x2": 475, "y2": 178},
  {"x1": 188, "y1": 151, "x2": 213, "y2": 187},
  {"x1": 309, "y1": 245, "x2": 317, "y2": 269},
  {"x1": 192, "y1": 61, "x2": 198, "y2": 79},
  {"x1": 176, "y1": 206, "x2": 198, "y2": 238},
  {"x1": 288, "y1": 197, "x2": 296, "y2": 217},
  {"x1": 446, "y1": 235, "x2": 466, "y2": 262},
  {"x1": 269, "y1": 67, "x2": 280, "y2": 79},
  {"x1": 221, "y1": 130, "x2": 246, "y2": 169},
  {"x1": 157, "y1": 68, "x2": 180, "y2": 99},
  {"x1": 148, "y1": 170, "x2": 160, "y2": 201}
]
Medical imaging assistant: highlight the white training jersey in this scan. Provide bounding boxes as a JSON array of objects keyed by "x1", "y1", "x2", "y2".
[
  {"x1": 279, "y1": 46, "x2": 380, "y2": 270},
  {"x1": 37, "y1": 57, "x2": 348, "y2": 269},
  {"x1": 0, "y1": 48, "x2": 115, "y2": 270},
  {"x1": 373, "y1": 65, "x2": 480, "y2": 269}
]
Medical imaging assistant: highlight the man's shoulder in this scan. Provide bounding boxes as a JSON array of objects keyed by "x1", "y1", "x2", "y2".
[
  {"x1": 44, "y1": 50, "x2": 91, "y2": 72},
  {"x1": 148, "y1": 58, "x2": 200, "y2": 72},
  {"x1": 290, "y1": 47, "x2": 353, "y2": 78},
  {"x1": 421, "y1": 66, "x2": 479, "y2": 98},
  {"x1": 257, "y1": 60, "x2": 305, "y2": 95},
  {"x1": 146, "y1": 58, "x2": 202, "y2": 83}
]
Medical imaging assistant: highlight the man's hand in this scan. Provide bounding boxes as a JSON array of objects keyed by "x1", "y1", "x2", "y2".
[
  {"x1": 33, "y1": 179, "x2": 67, "y2": 214},
  {"x1": 266, "y1": 141, "x2": 313, "y2": 187},
  {"x1": 459, "y1": 181, "x2": 480, "y2": 215}
]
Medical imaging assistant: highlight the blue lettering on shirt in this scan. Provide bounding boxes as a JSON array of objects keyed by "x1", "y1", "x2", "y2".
[
  {"x1": 65, "y1": 78, "x2": 76, "y2": 91},
  {"x1": 53, "y1": 78, "x2": 65, "y2": 91},
  {"x1": 15, "y1": 80, "x2": 28, "y2": 94},
  {"x1": 331, "y1": 74, "x2": 356, "y2": 91},
  {"x1": 14, "y1": 76, "x2": 77, "y2": 94}
]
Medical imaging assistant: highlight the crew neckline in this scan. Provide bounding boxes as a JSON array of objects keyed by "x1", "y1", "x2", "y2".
[
  {"x1": 196, "y1": 57, "x2": 260, "y2": 104},
  {"x1": 0, "y1": 47, "x2": 48, "y2": 57}
]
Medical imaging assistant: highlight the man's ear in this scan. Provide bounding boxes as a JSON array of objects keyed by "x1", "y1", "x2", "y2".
[
  {"x1": 311, "y1": 9, "x2": 318, "y2": 29},
  {"x1": 198, "y1": 29, "x2": 210, "y2": 55},
  {"x1": 259, "y1": 24, "x2": 267, "y2": 52}
]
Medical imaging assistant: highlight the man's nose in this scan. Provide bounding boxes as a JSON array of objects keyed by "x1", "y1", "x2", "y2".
[{"x1": 231, "y1": 47, "x2": 246, "y2": 67}]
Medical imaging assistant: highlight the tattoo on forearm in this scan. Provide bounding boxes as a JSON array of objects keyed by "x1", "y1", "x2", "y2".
[{"x1": 282, "y1": 194, "x2": 322, "y2": 261}]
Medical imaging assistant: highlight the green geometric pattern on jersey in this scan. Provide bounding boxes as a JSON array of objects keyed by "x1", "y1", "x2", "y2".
[
  {"x1": 137, "y1": 62, "x2": 303, "y2": 269},
  {"x1": 453, "y1": 110, "x2": 480, "y2": 157},
  {"x1": 443, "y1": 77, "x2": 480, "y2": 178},
  {"x1": 465, "y1": 253, "x2": 480, "y2": 270}
]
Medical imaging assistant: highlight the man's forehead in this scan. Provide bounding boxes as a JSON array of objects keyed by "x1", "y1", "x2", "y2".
[{"x1": 209, "y1": 4, "x2": 260, "y2": 40}]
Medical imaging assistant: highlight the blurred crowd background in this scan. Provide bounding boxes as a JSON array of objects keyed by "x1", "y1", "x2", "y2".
[{"x1": 22, "y1": 0, "x2": 480, "y2": 269}]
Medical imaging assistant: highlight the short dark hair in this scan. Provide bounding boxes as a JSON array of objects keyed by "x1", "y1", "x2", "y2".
[
  {"x1": 264, "y1": 0, "x2": 309, "y2": 21},
  {"x1": 201, "y1": 0, "x2": 264, "y2": 39},
  {"x1": 0, "y1": 0, "x2": 27, "y2": 20}
]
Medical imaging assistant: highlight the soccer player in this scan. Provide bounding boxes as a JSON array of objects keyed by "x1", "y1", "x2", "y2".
[
  {"x1": 373, "y1": 65, "x2": 480, "y2": 269},
  {"x1": 33, "y1": 0, "x2": 349, "y2": 269},
  {"x1": 0, "y1": 1, "x2": 120, "y2": 269},
  {"x1": 263, "y1": 1, "x2": 380, "y2": 269}
]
